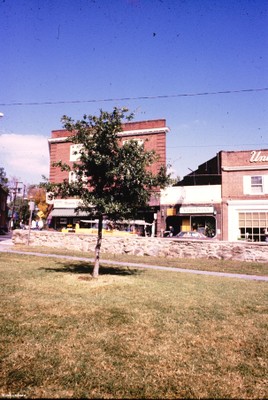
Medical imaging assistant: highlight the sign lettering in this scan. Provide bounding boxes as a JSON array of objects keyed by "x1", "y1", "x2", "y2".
[
  {"x1": 250, "y1": 151, "x2": 268, "y2": 163},
  {"x1": 180, "y1": 206, "x2": 214, "y2": 214}
]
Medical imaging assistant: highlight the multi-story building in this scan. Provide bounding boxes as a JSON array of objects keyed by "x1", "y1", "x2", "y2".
[
  {"x1": 160, "y1": 149, "x2": 268, "y2": 242},
  {"x1": 48, "y1": 119, "x2": 169, "y2": 233},
  {"x1": 221, "y1": 149, "x2": 268, "y2": 241}
]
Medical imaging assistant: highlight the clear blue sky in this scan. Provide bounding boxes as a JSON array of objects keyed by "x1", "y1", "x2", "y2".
[{"x1": 0, "y1": 0, "x2": 267, "y2": 184}]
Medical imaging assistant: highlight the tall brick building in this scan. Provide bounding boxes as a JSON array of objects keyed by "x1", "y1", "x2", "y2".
[{"x1": 48, "y1": 119, "x2": 169, "y2": 232}]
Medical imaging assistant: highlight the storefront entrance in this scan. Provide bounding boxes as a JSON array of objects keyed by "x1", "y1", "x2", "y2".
[
  {"x1": 191, "y1": 215, "x2": 216, "y2": 237},
  {"x1": 165, "y1": 214, "x2": 216, "y2": 237}
]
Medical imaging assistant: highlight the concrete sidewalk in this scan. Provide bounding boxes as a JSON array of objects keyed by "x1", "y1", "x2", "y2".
[
  {"x1": 1, "y1": 245, "x2": 268, "y2": 282},
  {"x1": 0, "y1": 232, "x2": 13, "y2": 246}
]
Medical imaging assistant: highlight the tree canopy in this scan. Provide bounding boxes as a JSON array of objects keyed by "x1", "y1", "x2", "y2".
[
  {"x1": 27, "y1": 185, "x2": 50, "y2": 219},
  {"x1": 48, "y1": 107, "x2": 171, "y2": 277},
  {"x1": 0, "y1": 167, "x2": 8, "y2": 190}
]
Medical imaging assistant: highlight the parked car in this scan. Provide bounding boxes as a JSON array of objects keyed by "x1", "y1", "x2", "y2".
[{"x1": 175, "y1": 231, "x2": 210, "y2": 240}]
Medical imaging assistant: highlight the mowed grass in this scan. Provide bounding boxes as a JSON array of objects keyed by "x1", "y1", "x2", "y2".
[
  {"x1": 0, "y1": 252, "x2": 267, "y2": 399},
  {"x1": 11, "y1": 243, "x2": 268, "y2": 276}
]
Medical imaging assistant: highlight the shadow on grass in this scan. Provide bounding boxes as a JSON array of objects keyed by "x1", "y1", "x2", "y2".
[{"x1": 40, "y1": 261, "x2": 142, "y2": 276}]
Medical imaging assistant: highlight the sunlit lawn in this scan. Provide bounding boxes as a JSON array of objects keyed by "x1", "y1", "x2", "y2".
[
  {"x1": 0, "y1": 252, "x2": 267, "y2": 399},
  {"x1": 10, "y1": 243, "x2": 268, "y2": 276}
]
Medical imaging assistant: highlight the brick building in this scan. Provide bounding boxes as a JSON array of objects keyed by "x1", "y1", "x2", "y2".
[
  {"x1": 48, "y1": 119, "x2": 169, "y2": 232},
  {"x1": 161, "y1": 149, "x2": 268, "y2": 241},
  {"x1": 221, "y1": 149, "x2": 268, "y2": 241}
]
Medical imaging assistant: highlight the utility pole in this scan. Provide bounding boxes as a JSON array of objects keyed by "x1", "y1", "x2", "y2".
[
  {"x1": 10, "y1": 181, "x2": 18, "y2": 230},
  {"x1": 9, "y1": 181, "x2": 26, "y2": 230},
  {"x1": 27, "y1": 201, "x2": 35, "y2": 245}
]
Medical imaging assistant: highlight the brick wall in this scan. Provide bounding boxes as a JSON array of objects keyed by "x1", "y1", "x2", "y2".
[
  {"x1": 119, "y1": 132, "x2": 166, "y2": 174},
  {"x1": 221, "y1": 150, "x2": 268, "y2": 199},
  {"x1": 49, "y1": 142, "x2": 73, "y2": 183},
  {"x1": 49, "y1": 119, "x2": 168, "y2": 183}
]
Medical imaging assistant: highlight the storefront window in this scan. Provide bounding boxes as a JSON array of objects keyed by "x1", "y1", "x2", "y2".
[
  {"x1": 191, "y1": 216, "x2": 216, "y2": 237},
  {"x1": 165, "y1": 215, "x2": 216, "y2": 237},
  {"x1": 239, "y1": 212, "x2": 268, "y2": 242}
]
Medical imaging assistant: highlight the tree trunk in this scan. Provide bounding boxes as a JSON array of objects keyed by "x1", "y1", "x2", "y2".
[{"x1": 92, "y1": 214, "x2": 103, "y2": 278}]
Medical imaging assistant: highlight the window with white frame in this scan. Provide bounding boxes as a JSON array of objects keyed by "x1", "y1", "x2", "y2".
[
  {"x1": 239, "y1": 212, "x2": 268, "y2": 242},
  {"x1": 70, "y1": 144, "x2": 83, "y2": 161},
  {"x1": 251, "y1": 176, "x2": 263, "y2": 193},
  {"x1": 69, "y1": 171, "x2": 78, "y2": 183},
  {"x1": 243, "y1": 175, "x2": 267, "y2": 194}
]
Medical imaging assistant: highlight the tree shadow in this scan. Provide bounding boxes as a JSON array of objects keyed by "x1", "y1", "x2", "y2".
[{"x1": 40, "y1": 260, "x2": 142, "y2": 277}]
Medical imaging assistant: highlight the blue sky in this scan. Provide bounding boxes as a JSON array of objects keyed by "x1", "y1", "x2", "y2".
[{"x1": 0, "y1": 0, "x2": 267, "y2": 184}]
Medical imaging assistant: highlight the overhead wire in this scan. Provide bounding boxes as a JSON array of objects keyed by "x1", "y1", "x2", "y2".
[
  {"x1": 167, "y1": 143, "x2": 268, "y2": 148},
  {"x1": 0, "y1": 87, "x2": 268, "y2": 107}
]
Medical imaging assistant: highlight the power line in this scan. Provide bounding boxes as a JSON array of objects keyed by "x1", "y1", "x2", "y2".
[
  {"x1": 167, "y1": 143, "x2": 268, "y2": 148},
  {"x1": 0, "y1": 87, "x2": 268, "y2": 107}
]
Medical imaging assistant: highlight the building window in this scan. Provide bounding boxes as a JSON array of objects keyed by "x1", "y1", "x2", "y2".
[
  {"x1": 243, "y1": 175, "x2": 267, "y2": 195},
  {"x1": 70, "y1": 144, "x2": 83, "y2": 161},
  {"x1": 251, "y1": 176, "x2": 263, "y2": 193},
  {"x1": 122, "y1": 139, "x2": 144, "y2": 146},
  {"x1": 69, "y1": 171, "x2": 87, "y2": 184},
  {"x1": 239, "y1": 212, "x2": 268, "y2": 242},
  {"x1": 69, "y1": 171, "x2": 78, "y2": 183}
]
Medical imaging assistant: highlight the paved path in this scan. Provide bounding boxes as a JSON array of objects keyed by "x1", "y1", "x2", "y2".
[
  {"x1": 0, "y1": 239, "x2": 267, "y2": 281},
  {"x1": 0, "y1": 232, "x2": 13, "y2": 245}
]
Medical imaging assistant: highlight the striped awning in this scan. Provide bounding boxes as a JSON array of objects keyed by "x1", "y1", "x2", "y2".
[{"x1": 50, "y1": 208, "x2": 89, "y2": 217}]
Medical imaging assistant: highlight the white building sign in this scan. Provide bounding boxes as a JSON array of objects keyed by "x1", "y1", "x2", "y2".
[
  {"x1": 180, "y1": 206, "x2": 214, "y2": 214},
  {"x1": 53, "y1": 199, "x2": 83, "y2": 209}
]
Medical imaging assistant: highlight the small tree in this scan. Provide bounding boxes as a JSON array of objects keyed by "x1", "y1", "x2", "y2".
[
  {"x1": 48, "y1": 108, "x2": 171, "y2": 278},
  {"x1": 28, "y1": 185, "x2": 49, "y2": 219}
]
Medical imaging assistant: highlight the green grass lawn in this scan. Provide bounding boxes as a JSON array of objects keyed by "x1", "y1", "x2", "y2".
[
  {"x1": 10, "y1": 244, "x2": 268, "y2": 276},
  {"x1": 0, "y1": 252, "x2": 267, "y2": 399}
]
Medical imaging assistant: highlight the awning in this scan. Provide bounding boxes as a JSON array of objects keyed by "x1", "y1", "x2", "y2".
[{"x1": 50, "y1": 208, "x2": 90, "y2": 217}]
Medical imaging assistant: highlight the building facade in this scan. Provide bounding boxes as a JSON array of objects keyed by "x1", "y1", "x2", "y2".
[
  {"x1": 160, "y1": 149, "x2": 268, "y2": 241},
  {"x1": 160, "y1": 185, "x2": 221, "y2": 238},
  {"x1": 221, "y1": 149, "x2": 268, "y2": 242},
  {"x1": 48, "y1": 119, "x2": 169, "y2": 232}
]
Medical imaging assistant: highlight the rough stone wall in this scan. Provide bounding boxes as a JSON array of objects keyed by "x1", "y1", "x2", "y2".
[{"x1": 12, "y1": 230, "x2": 268, "y2": 263}]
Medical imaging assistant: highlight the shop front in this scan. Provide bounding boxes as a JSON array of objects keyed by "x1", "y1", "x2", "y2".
[
  {"x1": 176, "y1": 206, "x2": 218, "y2": 238},
  {"x1": 49, "y1": 199, "x2": 88, "y2": 231},
  {"x1": 160, "y1": 185, "x2": 222, "y2": 238},
  {"x1": 49, "y1": 198, "x2": 159, "y2": 235},
  {"x1": 162, "y1": 149, "x2": 268, "y2": 241}
]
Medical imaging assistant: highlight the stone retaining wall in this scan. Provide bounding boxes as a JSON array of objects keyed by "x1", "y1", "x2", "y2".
[{"x1": 12, "y1": 230, "x2": 268, "y2": 263}]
